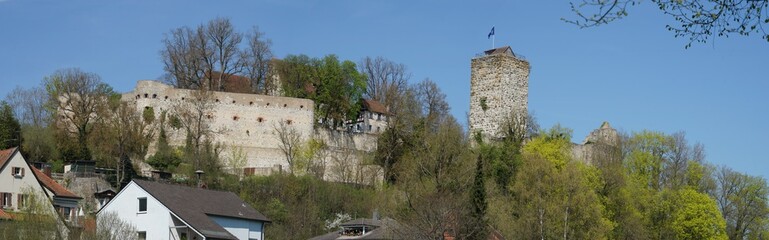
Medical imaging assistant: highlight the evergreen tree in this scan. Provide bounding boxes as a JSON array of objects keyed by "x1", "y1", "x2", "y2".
[
  {"x1": 0, "y1": 101, "x2": 21, "y2": 149},
  {"x1": 470, "y1": 154, "x2": 488, "y2": 239}
]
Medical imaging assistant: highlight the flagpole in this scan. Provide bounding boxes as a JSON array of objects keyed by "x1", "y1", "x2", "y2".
[{"x1": 493, "y1": 34, "x2": 495, "y2": 49}]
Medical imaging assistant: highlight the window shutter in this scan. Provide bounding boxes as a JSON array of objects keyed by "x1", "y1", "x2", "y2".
[
  {"x1": 17, "y1": 194, "x2": 21, "y2": 208},
  {"x1": 21, "y1": 168, "x2": 24, "y2": 177}
]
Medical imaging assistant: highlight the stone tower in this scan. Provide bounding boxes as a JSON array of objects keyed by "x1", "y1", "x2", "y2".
[{"x1": 469, "y1": 46, "x2": 530, "y2": 142}]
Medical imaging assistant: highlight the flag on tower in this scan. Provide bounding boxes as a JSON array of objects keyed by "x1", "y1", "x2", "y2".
[{"x1": 488, "y1": 27, "x2": 495, "y2": 39}]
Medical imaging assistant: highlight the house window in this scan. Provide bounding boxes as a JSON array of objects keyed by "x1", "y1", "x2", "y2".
[
  {"x1": 244, "y1": 167, "x2": 256, "y2": 176},
  {"x1": 17, "y1": 194, "x2": 26, "y2": 208},
  {"x1": 12, "y1": 167, "x2": 24, "y2": 177},
  {"x1": 138, "y1": 231, "x2": 147, "y2": 240},
  {"x1": 138, "y1": 197, "x2": 147, "y2": 213},
  {"x1": 62, "y1": 207, "x2": 71, "y2": 221},
  {"x1": 368, "y1": 125, "x2": 372, "y2": 131},
  {"x1": 1, "y1": 193, "x2": 11, "y2": 208}
]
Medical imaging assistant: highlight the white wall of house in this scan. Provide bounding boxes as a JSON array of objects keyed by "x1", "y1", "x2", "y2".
[
  {"x1": 98, "y1": 182, "x2": 199, "y2": 240},
  {"x1": 209, "y1": 215, "x2": 264, "y2": 240},
  {"x1": 0, "y1": 152, "x2": 50, "y2": 212}
]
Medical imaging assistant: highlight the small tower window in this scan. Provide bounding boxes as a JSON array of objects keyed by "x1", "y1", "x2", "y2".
[
  {"x1": 286, "y1": 120, "x2": 293, "y2": 125},
  {"x1": 152, "y1": 94, "x2": 157, "y2": 99},
  {"x1": 164, "y1": 96, "x2": 168, "y2": 100},
  {"x1": 233, "y1": 116, "x2": 239, "y2": 121},
  {"x1": 215, "y1": 99, "x2": 220, "y2": 103},
  {"x1": 232, "y1": 100, "x2": 236, "y2": 104},
  {"x1": 257, "y1": 117, "x2": 264, "y2": 123},
  {"x1": 144, "y1": 94, "x2": 148, "y2": 98},
  {"x1": 283, "y1": 104, "x2": 287, "y2": 108},
  {"x1": 249, "y1": 101, "x2": 254, "y2": 106},
  {"x1": 266, "y1": 103, "x2": 270, "y2": 106},
  {"x1": 300, "y1": 105, "x2": 304, "y2": 109},
  {"x1": 181, "y1": 97, "x2": 185, "y2": 101}
]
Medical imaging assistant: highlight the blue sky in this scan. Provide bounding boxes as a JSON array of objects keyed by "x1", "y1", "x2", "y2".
[{"x1": 1, "y1": 1, "x2": 767, "y2": 178}]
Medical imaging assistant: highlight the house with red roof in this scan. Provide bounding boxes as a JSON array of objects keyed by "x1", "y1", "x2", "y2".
[{"x1": 0, "y1": 147, "x2": 83, "y2": 225}]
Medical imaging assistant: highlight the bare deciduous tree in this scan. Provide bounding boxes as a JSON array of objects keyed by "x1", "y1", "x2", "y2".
[
  {"x1": 242, "y1": 27, "x2": 274, "y2": 94},
  {"x1": 206, "y1": 17, "x2": 243, "y2": 91},
  {"x1": 91, "y1": 102, "x2": 155, "y2": 187},
  {"x1": 162, "y1": 18, "x2": 268, "y2": 92},
  {"x1": 414, "y1": 78, "x2": 450, "y2": 131},
  {"x1": 358, "y1": 56, "x2": 410, "y2": 109},
  {"x1": 161, "y1": 26, "x2": 206, "y2": 89},
  {"x1": 172, "y1": 88, "x2": 218, "y2": 169},
  {"x1": 274, "y1": 120, "x2": 302, "y2": 174},
  {"x1": 5, "y1": 86, "x2": 49, "y2": 128},
  {"x1": 563, "y1": 0, "x2": 769, "y2": 46}
]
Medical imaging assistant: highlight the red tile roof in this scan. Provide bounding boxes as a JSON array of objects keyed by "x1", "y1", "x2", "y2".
[
  {"x1": 0, "y1": 209, "x2": 12, "y2": 220},
  {"x1": 362, "y1": 99, "x2": 390, "y2": 115},
  {"x1": 31, "y1": 166, "x2": 82, "y2": 199},
  {"x1": 0, "y1": 147, "x2": 18, "y2": 170}
]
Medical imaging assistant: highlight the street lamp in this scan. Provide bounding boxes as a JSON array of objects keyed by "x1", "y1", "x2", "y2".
[{"x1": 195, "y1": 170, "x2": 204, "y2": 188}]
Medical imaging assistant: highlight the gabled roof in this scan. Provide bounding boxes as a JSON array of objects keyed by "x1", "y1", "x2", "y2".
[
  {"x1": 133, "y1": 179, "x2": 270, "y2": 240},
  {"x1": 31, "y1": 167, "x2": 82, "y2": 199},
  {"x1": 483, "y1": 46, "x2": 515, "y2": 56},
  {"x1": 0, "y1": 147, "x2": 18, "y2": 170},
  {"x1": 362, "y1": 99, "x2": 390, "y2": 115}
]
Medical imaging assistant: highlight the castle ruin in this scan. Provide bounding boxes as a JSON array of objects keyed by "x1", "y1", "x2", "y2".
[
  {"x1": 121, "y1": 81, "x2": 385, "y2": 184},
  {"x1": 469, "y1": 46, "x2": 618, "y2": 163},
  {"x1": 469, "y1": 46, "x2": 530, "y2": 142}
]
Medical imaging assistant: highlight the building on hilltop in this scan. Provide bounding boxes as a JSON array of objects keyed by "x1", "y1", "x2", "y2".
[
  {"x1": 571, "y1": 122, "x2": 620, "y2": 165},
  {"x1": 469, "y1": 46, "x2": 530, "y2": 143},
  {"x1": 121, "y1": 80, "x2": 385, "y2": 184}
]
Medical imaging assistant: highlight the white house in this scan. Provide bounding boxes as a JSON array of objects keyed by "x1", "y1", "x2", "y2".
[
  {"x1": 0, "y1": 147, "x2": 45, "y2": 212},
  {"x1": 98, "y1": 179, "x2": 270, "y2": 240},
  {"x1": 0, "y1": 147, "x2": 82, "y2": 236}
]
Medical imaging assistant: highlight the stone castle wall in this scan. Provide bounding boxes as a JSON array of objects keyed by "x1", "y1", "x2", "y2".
[
  {"x1": 469, "y1": 51, "x2": 530, "y2": 141},
  {"x1": 121, "y1": 81, "x2": 381, "y2": 183}
]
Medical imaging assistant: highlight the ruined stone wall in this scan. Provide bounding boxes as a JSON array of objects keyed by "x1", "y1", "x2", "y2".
[
  {"x1": 121, "y1": 81, "x2": 381, "y2": 183},
  {"x1": 571, "y1": 122, "x2": 620, "y2": 165},
  {"x1": 469, "y1": 52, "x2": 530, "y2": 141}
]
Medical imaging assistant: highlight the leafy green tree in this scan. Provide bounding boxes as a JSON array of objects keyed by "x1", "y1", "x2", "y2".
[
  {"x1": 710, "y1": 166, "x2": 769, "y2": 240},
  {"x1": 510, "y1": 154, "x2": 611, "y2": 239},
  {"x1": 670, "y1": 188, "x2": 728, "y2": 240},
  {"x1": 44, "y1": 68, "x2": 114, "y2": 161},
  {"x1": 522, "y1": 124, "x2": 573, "y2": 168},
  {"x1": 276, "y1": 54, "x2": 317, "y2": 98},
  {"x1": 0, "y1": 101, "x2": 21, "y2": 149},
  {"x1": 314, "y1": 55, "x2": 366, "y2": 128},
  {"x1": 146, "y1": 127, "x2": 181, "y2": 171}
]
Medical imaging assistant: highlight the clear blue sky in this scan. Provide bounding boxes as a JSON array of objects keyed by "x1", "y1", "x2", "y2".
[{"x1": 1, "y1": 1, "x2": 767, "y2": 178}]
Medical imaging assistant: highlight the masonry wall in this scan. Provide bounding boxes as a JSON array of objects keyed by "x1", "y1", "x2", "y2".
[
  {"x1": 121, "y1": 81, "x2": 381, "y2": 183},
  {"x1": 469, "y1": 53, "x2": 530, "y2": 141}
]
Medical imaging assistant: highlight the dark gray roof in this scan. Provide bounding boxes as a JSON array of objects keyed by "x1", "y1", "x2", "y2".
[
  {"x1": 309, "y1": 218, "x2": 401, "y2": 240},
  {"x1": 133, "y1": 179, "x2": 270, "y2": 240}
]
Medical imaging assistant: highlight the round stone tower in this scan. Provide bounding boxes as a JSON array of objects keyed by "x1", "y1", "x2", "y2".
[{"x1": 469, "y1": 46, "x2": 530, "y2": 142}]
